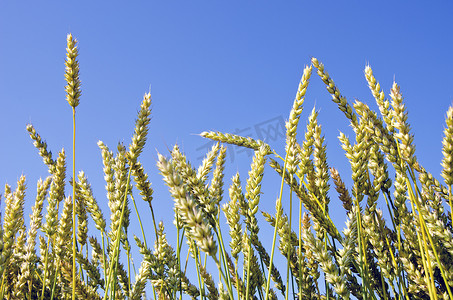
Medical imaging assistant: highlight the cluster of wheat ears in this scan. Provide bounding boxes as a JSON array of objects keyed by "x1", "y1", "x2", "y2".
[{"x1": 1, "y1": 34, "x2": 453, "y2": 300}]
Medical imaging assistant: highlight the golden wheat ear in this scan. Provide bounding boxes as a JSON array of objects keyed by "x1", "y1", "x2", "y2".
[{"x1": 64, "y1": 32, "x2": 82, "y2": 300}]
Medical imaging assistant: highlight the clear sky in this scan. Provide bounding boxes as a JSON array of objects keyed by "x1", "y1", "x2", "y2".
[{"x1": 1, "y1": 1, "x2": 453, "y2": 296}]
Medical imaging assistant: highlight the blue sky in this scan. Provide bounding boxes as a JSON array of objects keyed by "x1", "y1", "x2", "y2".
[{"x1": 1, "y1": 1, "x2": 453, "y2": 295}]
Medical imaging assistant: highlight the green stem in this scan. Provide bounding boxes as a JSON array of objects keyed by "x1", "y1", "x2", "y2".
[
  {"x1": 103, "y1": 166, "x2": 133, "y2": 300},
  {"x1": 101, "y1": 231, "x2": 107, "y2": 287},
  {"x1": 212, "y1": 255, "x2": 235, "y2": 300},
  {"x1": 407, "y1": 167, "x2": 452, "y2": 299},
  {"x1": 234, "y1": 258, "x2": 241, "y2": 300},
  {"x1": 148, "y1": 201, "x2": 159, "y2": 242},
  {"x1": 449, "y1": 185, "x2": 453, "y2": 223},
  {"x1": 193, "y1": 243, "x2": 205, "y2": 300},
  {"x1": 127, "y1": 241, "x2": 132, "y2": 296},
  {"x1": 264, "y1": 152, "x2": 288, "y2": 300},
  {"x1": 298, "y1": 197, "x2": 303, "y2": 300},
  {"x1": 214, "y1": 221, "x2": 233, "y2": 296},
  {"x1": 50, "y1": 266, "x2": 58, "y2": 300},
  {"x1": 72, "y1": 107, "x2": 76, "y2": 300},
  {"x1": 175, "y1": 214, "x2": 181, "y2": 300},
  {"x1": 285, "y1": 182, "x2": 293, "y2": 300},
  {"x1": 245, "y1": 233, "x2": 252, "y2": 300},
  {"x1": 354, "y1": 196, "x2": 367, "y2": 300},
  {"x1": 40, "y1": 236, "x2": 50, "y2": 300},
  {"x1": 131, "y1": 194, "x2": 147, "y2": 247}
]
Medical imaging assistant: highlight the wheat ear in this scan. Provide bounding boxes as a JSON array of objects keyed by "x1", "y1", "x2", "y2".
[
  {"x1": 65, "y1": 33, "x2": 81, "y2": 300},
  {"x1": 200, "y1": 131, "x2": 272, "y2": 155},
  {"x1": 0, "y1": 176, "x2": 26, "y2": 298},
  {"x1": 441, "y1": 105, "x2": 453, "y2": 220},
  {"x1": 311, "y1": 57, "x2": 358, "y2": 127}
]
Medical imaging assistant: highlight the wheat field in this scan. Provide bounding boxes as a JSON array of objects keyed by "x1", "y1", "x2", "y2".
[{"x1": 1, "y1": 33, "x2": 453, "y2": 300}]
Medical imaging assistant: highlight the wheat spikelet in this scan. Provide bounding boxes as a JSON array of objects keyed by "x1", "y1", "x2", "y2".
[
  {"x1": 55, "y1": 196, "x2": 73, "y2": 261},
  {"x1": 106, "y1": 144, "x2": 130, "y2": 262},
  {"x1": 197, "y1": 142, "x2": 220, "y2": 183},
  {"x1": 302, "y1": 215, "x2": 350, "y2": 299},
  {"x1": 441, "y1": 104, "x2": 453, "y2": 221},
  {"x1": 364, "y1": 65, "x2": 394, "y2": 133},
  {"x1": 330, "y1": 167, "x2": 353, "y2": 214},
  {"x1": 313, "y1": 118, "x2": 330, "y2": 207},
  {"x1": 297, "y1": 107, "x2": 317, "y2": 178},
  {"x1": 245, "y1": 145, "x2": 267, "y2": 236},
  {"x1": 98, "y1": 141, "x2": 116, "y2": 203},
  {"x1": 43, "y1": 149, "x2": 66, "y2": 237},
  {"x1": 1, "y1": 176, "x2": 27, "y2": 298},
  {"x1": 224, "y1": 176, "x2": 243, "y2": 259},
  {"x1": 127, "y1": 92, "x2": 152, "y2": 165},
  {"x1": 311, "y1": 57, "x2": 358, "y2": 127},
  {"x1": 61, "y1": 260, "x2": 102, "y2": 300},
  {"x1": 78, "y1": 171, "x2": 106, "y2": 232},
  {"x1": 14, "y1": 176, "x2": 51, "y2": 298},
  {"x1": 391, "y1": 82, "x2": 417, "y2": 167},
  {"x1": 76, "y1": 251, "x2": 104, "y2": 289},
  {"x1": 285, "y1": 65, "x2": 312, "y2": 174},
  {"x1": 131, "y1": 160, "x2": 154, "y2": 205},
  {"x1": 200, "y1": 264, "x2": 219, "y2": 300},
  {"x1": 26, "y1": 124, "x2": 56, "y2": 173},
  {"x1": 362, "y1": 208, "x2": 395, "y2": 288},
  {"x1": 130, "y1": 259, "x2": 150, "y2": 300},
  {"x1": 75, "y1": 186, "x2": 88, "y2": 248},
  {"x1": 113, "y1": 143, "x2": 131, "y2": 229},
  {"x1": 269, "y1": 158, "x2": 340, "y2": 241},
  {"x1": 209, "y1": 144, "x2": 226, "y2": 205},
  {"x1": 157, "y1": 153, "x2": 217, "y2": 256},
  {"x1": 89, "y1": 236, "x2": 108, "y2": 274},
  {"x1": 242, "y1": 232, "x2": 264, "y2": 297},
  {"x1": 286, "y1": 65, "x2": 312, "y2": 138},
  {"x1": 65, "y1": 33, "x2": 81, "y2": 108},
  {"x1": 171, "y1": 145, "x2": 217, "y2": 220},
  {"x1": 200, "y1": 131, "x2": 272, "y2": 154}
]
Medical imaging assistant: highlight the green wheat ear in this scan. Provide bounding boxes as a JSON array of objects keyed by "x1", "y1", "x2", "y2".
[{"x1": 65, "y1": 32, "x2": 81, "y2": 300}]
